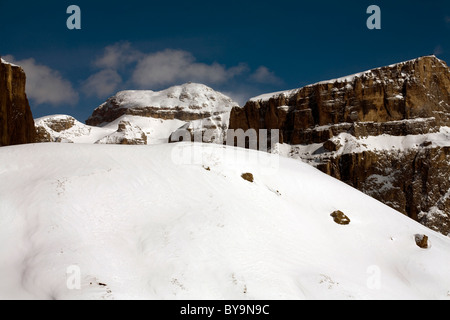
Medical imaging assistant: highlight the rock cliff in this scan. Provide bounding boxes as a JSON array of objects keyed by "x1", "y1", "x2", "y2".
[{"x1": 0, "y1": 58, "x2": 36, "y2": 146}]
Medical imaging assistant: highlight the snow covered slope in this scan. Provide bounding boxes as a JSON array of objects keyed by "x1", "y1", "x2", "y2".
[{"x1": 1, "y1": 142, "x2": 450, "y2": 300}]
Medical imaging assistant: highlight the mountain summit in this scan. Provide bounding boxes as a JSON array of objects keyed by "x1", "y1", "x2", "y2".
[{"x1": 86, "y1": 83, "x2": 238, "y2": 126}]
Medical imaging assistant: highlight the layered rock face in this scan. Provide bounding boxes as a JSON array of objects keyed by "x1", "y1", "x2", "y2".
[
  {"x1": 230, "y1": 55, "x2": 450, "y2": 144},
  {"x1": 0, "y1": 58, "x2": 36, "y2": 146},
  {"x1": 231, "y1": 55, "x2": 450, "y2": 236}
]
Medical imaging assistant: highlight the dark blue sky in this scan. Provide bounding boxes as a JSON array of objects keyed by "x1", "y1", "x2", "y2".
[{"x1": 1, "y1": 0, "x2": 449, "y2": 122}]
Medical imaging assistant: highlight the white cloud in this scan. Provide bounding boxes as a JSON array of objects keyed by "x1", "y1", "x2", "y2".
[
  {"x1": 434, "y1": 45, "x2": 444, "y2": 56},
  {"x1": 249, "y1": 66, "x2": 282, "y2": 85},
  {"x1": 81, "y1": 69, "x2": 122, "y2": 98},
  {"x1": 131, "y1": 49, "x2": 248, "y2": 88},
  {"x1": 83, "y1": 43, "x2": 283, "y2": 99},
  {"x1": 221, "y1": 90, "x2": 251, "y2": 107},
  {"x1": 93, "y1": 42, "x2": 141, "y2": 70},
  {"x1": 4, "y1": 55, "x2": 79, "y2": 107}
]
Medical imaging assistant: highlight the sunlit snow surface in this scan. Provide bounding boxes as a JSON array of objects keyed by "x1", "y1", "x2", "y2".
[
  {"x1": 1, "y1": 143, "x2": 450, "y2": 300},
  {"x1": 104, "y1": 83, "x2": 237, "y2": 114}
]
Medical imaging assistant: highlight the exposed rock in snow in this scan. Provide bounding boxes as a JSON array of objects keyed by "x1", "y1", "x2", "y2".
[
  {"x1": 331, "y1": 210, "x2": 351, "y2": 225},
  {"x1": 415, "y1": 234, "x2": 430, "y2": 249},
  {"x1": 35, "y1": 115, "x2": 114, "y2": 143},
  {"x1": 95, "y1": 120, "x2": 147, "y2": 145}
]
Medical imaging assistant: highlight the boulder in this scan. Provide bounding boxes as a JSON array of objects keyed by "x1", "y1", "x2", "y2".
[
  {"x1": 415, "y1": 234, "x2": 429, "y2": 249},
  {"x1": 331, "y1": 210, "x2": 351, "y2": 225},
  {"x1": 241, "y1": 173, "x2": 254, "y2": 183}
]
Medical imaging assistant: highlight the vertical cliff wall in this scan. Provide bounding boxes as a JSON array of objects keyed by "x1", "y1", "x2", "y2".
[{"x1": 0, "y1": 58, "x2": 36, "y2": 146}]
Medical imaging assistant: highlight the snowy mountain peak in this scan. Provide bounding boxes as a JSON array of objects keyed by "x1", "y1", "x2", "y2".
[
  {"x1": 86, "y1": 83, "x2": 238, "y2": 127},
  {"x1": 113, "y1": 83, "x2": 236, "y2": 111}
]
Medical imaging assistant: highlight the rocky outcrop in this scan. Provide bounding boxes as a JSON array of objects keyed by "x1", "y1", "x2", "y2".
[
  {"x1": 331, "y1": 210, "x2": 351, "y2": 225},
  {"x1": 231, "y1": 56, "x2": 450, "y2": 236},
  {"x1": 241, "y1": 173, "x2": 254, "y2": 183},
  {"x1": 35, "y1": 115, "x2": 94, "y2": 143},
  {"x1": 415, "y1": 234, "x2": 429, "y2": 249},
  {"x1": 95, "y1": 120, "x2": 147, "y2": 145},
  {"x1": 0, "y1": 58, "x2": 36, "y2": 146},
  {"x1": 35, "y1": 115, "x2": 77, "y2": 142}
]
